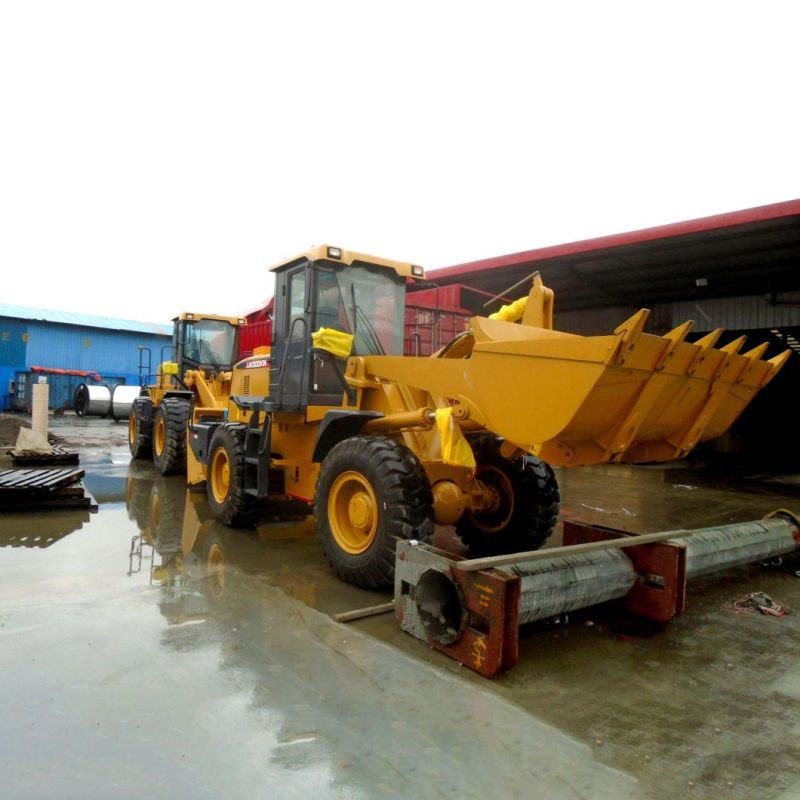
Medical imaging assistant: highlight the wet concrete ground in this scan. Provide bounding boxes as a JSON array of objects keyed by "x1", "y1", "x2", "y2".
[{"x1": 1, "y1": 417, "x2": 800, "y2": 798}]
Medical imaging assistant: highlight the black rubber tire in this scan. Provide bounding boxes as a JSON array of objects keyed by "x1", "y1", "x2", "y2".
[
  {"x1": 206, "y1": 424, "x2": 260, "y2": 527},
  {"x1": 125, "y1": 475, "x2": 151, "y2": 528},
  {"x1": 148, "y1": 479, "x2": 184, "y2": 554},
  {"x1": 315, "y1": 435, "x2": 434, "y2": 590},
  {"x1": 152, "y1": 398, "x2": 191, "y2": 476},
  {"x1": 456, "y1": 435, "x2": 560, "y2": 556},
  {"x1": 128, "y1": 398, "x2": 153, "y2": 460}
]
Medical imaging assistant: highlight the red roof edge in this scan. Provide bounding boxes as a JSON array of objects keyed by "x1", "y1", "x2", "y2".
[{"x1": 431, "y1": 198, "x2": 800, "y2": 280}]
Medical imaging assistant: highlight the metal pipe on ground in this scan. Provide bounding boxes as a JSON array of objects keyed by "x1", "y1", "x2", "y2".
[{"x1": 395, "y1": 513, "x2": 800, "y2": 677}]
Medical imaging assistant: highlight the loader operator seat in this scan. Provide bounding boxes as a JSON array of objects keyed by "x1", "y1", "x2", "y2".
[{"x1": 313, "y1": 274, "x2": 352, "y2": 397}]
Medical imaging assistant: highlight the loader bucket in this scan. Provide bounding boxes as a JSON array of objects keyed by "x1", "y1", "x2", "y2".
[{"x1": 464, "y1": 313, "x2": 790, "y2": 466}]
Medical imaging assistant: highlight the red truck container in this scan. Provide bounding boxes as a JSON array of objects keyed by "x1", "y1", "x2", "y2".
[{"x1": 404, "y1": 283, "x2": 503, "y2": 356}]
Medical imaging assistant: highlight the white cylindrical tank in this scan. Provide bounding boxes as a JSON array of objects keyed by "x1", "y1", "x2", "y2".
[
  {"x1": 73, "y1": 383, "x2": 112, "y2": 417},
  {"x1": 110, "y1": 385, "x2": 143, "y2": 422}
]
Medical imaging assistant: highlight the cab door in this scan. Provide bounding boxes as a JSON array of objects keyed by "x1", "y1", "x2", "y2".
[{"x1": 270, "y1": 265, "x2": 310, "y2": 409}]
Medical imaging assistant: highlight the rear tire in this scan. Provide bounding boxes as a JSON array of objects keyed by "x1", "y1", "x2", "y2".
[
  {"x1": 152, "y1": 398, "x2": 191, "y2": 475},
  {"x1": 125, "y1": 475, "x2": 151, "y2": 528},
  {"x1": 315, "y1": 436, "x2": 434, "y2": 590},
  {"x1": 456, "y1": 435, "x2": 559, "y2": 556},
  {"x1": 206, "y1": 424, "x2": 260, "y2": 527},
  {"x1": 128, "y1": 397, "x2": 153, "y2": 459}
]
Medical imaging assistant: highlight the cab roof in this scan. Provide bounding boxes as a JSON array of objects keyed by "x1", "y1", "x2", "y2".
[
  {"x1": 173, "y1": 312, "x2": 247, "y2": 324},
  {"x1": 270, "y1": 245, "x2": 425, "y2": 280}
]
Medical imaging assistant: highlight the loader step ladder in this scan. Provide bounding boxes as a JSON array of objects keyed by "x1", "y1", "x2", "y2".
[{"x1": 244, "y1": 403, "x2": 271, "y2": 498}]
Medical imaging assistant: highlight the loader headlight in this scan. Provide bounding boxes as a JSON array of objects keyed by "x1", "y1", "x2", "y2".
[
  {"x1": 327, "y1": 247, "x2": 342, "y2": 260},
  {"x1": 412, "y1": 265, "x2": 425, "y2": 277},
  {"x1": 185, "y1": 313, "x2": 195, "y2": 320},
  {"x1": 238, "y1": 318, "x2": 246, "y2": 325}
]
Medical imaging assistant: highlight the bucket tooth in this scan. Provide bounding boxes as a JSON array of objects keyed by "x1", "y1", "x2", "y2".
[
  {"x1": 613, "y1": 308, "x2": 650, "y2": 338},
  {"x1": 720, "y1": 335, "x2": 746, "y2": 356},
  {"x1": 612, "y1": 309, "x2": 650, "y2": 365},
  {"x1": 694, "y1": 328, "x2": 723, "y2": 350},
  {"x1": 686, "y1": 328, "x2": 723, "y2": 374},
  {"x1": 664, "y1": 320, "x2": 694, "y2": 344},
  {"x1": 761, "y1": 349, "x2": 792, "y2": 387},
  {"x1": 710, "y1": 335, "x2": 748, "y2": 379},
  {"x1": 655, "y1": 320, "x2": 694, "y2": 370},
  {"x1": 769, "y1": 349, "x2": 792, "y2": 372},
  {"x1": 743, "y1": 342, "x2": 769, "y2": 361}
]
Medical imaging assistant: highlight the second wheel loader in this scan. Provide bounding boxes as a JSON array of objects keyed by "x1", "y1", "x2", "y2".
[
  {"x1": 182, "y1": 246, "x2": 789, "y2": 590},
  {"x1": 128, "y1": 312, "x2": 265, "y2": 475}
]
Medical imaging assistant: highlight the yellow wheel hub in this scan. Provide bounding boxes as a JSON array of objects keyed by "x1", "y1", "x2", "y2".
[
  {"x1": 472, "y1": 465, "x2": 515, "y2": 533},
  {"x1": 328, "y1": 471, "x2": 379, "y2": 555},
  {"x1": 148, "y1": 492, "x2": 161, "y2": 544},
  {"x1": 205, "y1": 542, "x2": 226, "y2": 598},
  {"x1": 154, "y1": 417, "x2": 165, "y2": 456},
  {"x1": 210, "y1": 448, "x2": 231, "y2": 504},
  {"x1": 128, "y1": 414, "x2": 136, "y2": 444}
]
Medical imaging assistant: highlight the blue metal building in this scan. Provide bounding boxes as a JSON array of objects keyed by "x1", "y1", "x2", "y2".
[{"x1": 0, "y1": 304, "x2": 172, "y2": 411}]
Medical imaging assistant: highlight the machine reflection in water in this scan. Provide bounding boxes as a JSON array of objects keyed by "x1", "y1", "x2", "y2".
[{"x1": 123, "y1": 475, "x2": 348, "y2": 620}]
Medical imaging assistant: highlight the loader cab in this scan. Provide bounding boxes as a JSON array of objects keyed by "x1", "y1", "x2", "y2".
[
  {"x1": 269, "y1": 246, "x2": 424, "y2": 410},
  {"x1": 173, "y1": 314, "x2": 244, "y2": 379}
]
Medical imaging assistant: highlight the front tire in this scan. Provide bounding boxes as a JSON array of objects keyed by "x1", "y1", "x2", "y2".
[
  {"x1": 456, "y1": 435, "x2": 559, "y2": 556},
  {"x1": 152, "y1": 397, "x2": 191, "y2": 475},
  {"x1": 315, "y1": 436, "x2": 434, "y2": 590},
  {"x1": 148, "y1": 479, "x2": 183, "y2": 554},
  {"x1": 206, "y1": 424, "x2": 260, "y2": 527}
]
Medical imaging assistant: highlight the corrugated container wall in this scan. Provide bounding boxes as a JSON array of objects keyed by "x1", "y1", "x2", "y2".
[
  {"x1": 0, "y1": 318, "x2": 28, "y2": 410},
  {"x1": 24, "y1": 321, "x2": 169, "y2": 384}
]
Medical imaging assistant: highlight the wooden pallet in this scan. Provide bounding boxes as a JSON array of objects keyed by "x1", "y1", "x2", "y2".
[
  {"x1": 10, "y1": 445, "x2": 79, "y2": 466},
  {"x1": 0, "y1": 468, "x2": 98, "y2": 512}
]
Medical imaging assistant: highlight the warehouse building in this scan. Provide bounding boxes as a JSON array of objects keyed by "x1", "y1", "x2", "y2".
[
  {"x1": 428, "y1": 198, "x2": 800, "y2": 464},
  {"x1": 0, "y1": 305, "x2": 171, "y2": 412}
]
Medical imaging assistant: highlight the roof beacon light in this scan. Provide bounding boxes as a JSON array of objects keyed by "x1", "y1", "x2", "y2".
[{"x1": 327, "y1": 247, "x2": 342, "y2": 260}]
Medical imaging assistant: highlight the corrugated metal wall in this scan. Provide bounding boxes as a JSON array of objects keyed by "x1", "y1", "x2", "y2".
[
  {"x1": 24, "y1": 322, "x2": 170, "y2": 384},
  {"x1": 0, "y1": 317, "x2": 29, "y2": 410},
  {"x1": 555, "y1": 292, "x2": 800, "y2": 336}
]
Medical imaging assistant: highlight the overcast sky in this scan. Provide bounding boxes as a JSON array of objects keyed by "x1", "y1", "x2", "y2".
[{"x1": 1, "y1": 2, "x2": 797, "y2": 324}]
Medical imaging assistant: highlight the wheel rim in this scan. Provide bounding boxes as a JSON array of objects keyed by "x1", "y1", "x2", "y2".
[
  {"x1": 328, "y1": 470, "x2": 379, "y2": 555},
  {"x1": 128, "y1": 414, "x2": 136, "y2": 445},
  {"x1": 210, "y1": 448, "x2": 231, "y2": 505},
  {"x1": 471, "y1": 465, "x2": 515, "y2": 534},
  {"x1": 154, "y1": 417, "x2": 165, "y2": 456},
  {"x1": 150, "y1": 492, "x2": 161, "y2": 531},
  {"x1": 205, "y1": 542, "x2": 226, "y2": 598}
]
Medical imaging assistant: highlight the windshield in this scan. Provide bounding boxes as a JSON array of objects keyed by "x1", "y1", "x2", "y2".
[
  {"x1": 314, "y1": 264, "x2": 405, "y2": 355},
  {"x1": 183, "y1": 320, "x2": 238, "y2": 368}
]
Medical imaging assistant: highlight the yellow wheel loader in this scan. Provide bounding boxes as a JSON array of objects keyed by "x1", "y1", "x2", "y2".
[
  {"x1": 128, "y1": 312, "x2": 263, "y2": 475},
  {"x1": 186, "y1": 245, "x2": 790, "y2": 590}
]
